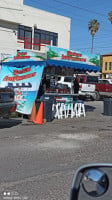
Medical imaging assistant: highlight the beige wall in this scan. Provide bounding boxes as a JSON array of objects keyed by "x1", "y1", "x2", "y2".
[{"x1": 101, "y1": 55, "x2": 112, "y2": 78}]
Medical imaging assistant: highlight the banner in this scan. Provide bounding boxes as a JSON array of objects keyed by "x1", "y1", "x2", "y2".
[
  {"x1": 0, "y1": 63, "x2": 44, "y2": 114},
  {"x1": 46, "y1": 45, "x2": 100, "y2": 66}
]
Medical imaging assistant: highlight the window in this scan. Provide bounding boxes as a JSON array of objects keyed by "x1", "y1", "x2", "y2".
[
  {"x1": 34, "y1": 29, "x2": 58, "y2": 48},
  {"x1": 64, "y1": 76, "x2": 72, "y2": 82},
  {"x1": 86, "y1": 76, "x2": 98, "y2": 83},
  {"x1": 79, "y1": 76, "x2": 85, "y2": 83},
  {"x1": 18, "y1": 26, "x2": 58, "y2": 50},
  {"x1": 18, "y1": 25, "x2": 32, "y2": 49},
  {"x1": 105, "y1": 62, "x2": 107, "y2": 70},
  {"x1": 109, "y1": 62, "x2": 112, "y2": 70},
  {"x1": 99, "y1": 79, "x2": 110, "y2": 84},
  {"x1": 33, "y1": 30, "x2": 41, "y2": 50},
  {"x1": 104, "y1": 80, "x2": 110, "y2": 84},
  {"x1": 98, "y1": 80, "x2": 103, "y2": 84}
]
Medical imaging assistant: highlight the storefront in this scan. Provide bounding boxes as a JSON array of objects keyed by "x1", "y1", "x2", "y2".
[{"x1": 0, "y1": 47, "x2": 100, "y2": 115}]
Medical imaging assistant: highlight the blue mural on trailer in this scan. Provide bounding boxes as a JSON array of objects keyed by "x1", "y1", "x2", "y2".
[
  {"x1": 0, "y1": 63, "x2": 44, "y2": 114},
  {"x1": 0, "y1": 50, "x2": 45, "y2": 115}
]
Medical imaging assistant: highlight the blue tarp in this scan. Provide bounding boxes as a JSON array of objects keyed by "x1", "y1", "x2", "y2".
[
  {"x1": 46, "y1": 59, "x2": 100, "y2": 72},
  {"x1": 2, "y1": 59, "x2": 100, "y2": 72},
  {"x1": 2, "y1": 60, "x2": 46, "y2": 68}
]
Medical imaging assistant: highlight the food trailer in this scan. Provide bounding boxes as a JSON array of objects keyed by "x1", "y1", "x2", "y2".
[{"x1": 0, "y1": 46, "x2": 100, "y2": 117}]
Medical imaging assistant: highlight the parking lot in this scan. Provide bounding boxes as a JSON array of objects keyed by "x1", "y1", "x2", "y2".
[{"x1": 0, "y1": 100, "x2": 112, "y2": 200}]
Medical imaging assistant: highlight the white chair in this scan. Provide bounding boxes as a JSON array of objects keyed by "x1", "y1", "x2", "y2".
[
  {"x1": 66, "y1": 102, "x2": 74, "y2": 118},
  {"x1": 78, "y1": 102, "x2": 86, "y2": 117},
  {"x1": 72, "y1": 100, "x2": 86, "y2": 118},
  {"x1": 73, "y1": 102, "x2": 80, "y2": 118},
  {"x1": 52, "y1": 101, "x2": 67, "y2": 119},
  {"x1": 59, "y1": 102, "x2": 67, "y2": 119},
  {"x1": 52, "y1": 102, "x2": 60, "y2": 119}
]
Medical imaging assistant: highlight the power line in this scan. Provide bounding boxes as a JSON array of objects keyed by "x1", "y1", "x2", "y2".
[
  {"x1": 26, "y1": 0, "x2": 108, "y2": 19},
  {"x1": 25, "y1": 0, "x2": 112, "y2": 34},
  {"x1": 25, "y1": 0, "x2": 112, "y2": 54},
  {"x1": 52, "y1": 0, "x2": 107, "y2": 17}
]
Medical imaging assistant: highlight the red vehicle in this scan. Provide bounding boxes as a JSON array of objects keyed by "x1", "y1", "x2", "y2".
[
  {"x1": 57, "y1": 74, "x2": 112, "y2": 101},
  {"x1": 77, "y1": 75, "x2": 112, "y2": 100},
  {"x1": 95, "y1": 79, "x2": 112, "y2": 100}
]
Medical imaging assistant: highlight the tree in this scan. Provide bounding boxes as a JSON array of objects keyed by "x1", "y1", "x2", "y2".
[
  {"x1": 108, "y1": 11, "x2": 112, "y2": 23},
  {"x1": 88, "y1": 19, "x2": 100, "y2": 54}
]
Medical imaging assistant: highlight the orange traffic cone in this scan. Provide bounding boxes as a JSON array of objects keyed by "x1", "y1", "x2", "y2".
[
  {"x1": 29, "y1": 102, "x2": 36, "y2": 122},
  {"x1": 33, "y1": 101, "x2": 44, "y2": 124}
]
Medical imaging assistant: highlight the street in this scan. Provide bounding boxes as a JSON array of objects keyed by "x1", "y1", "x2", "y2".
[{"x1": 0, "y1": 100, "x2": 112, "y2": 200}]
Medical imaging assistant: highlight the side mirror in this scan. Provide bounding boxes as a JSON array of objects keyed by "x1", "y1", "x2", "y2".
[{"x1": 70, "y1": 163, "x2": 112, "y2": 200}]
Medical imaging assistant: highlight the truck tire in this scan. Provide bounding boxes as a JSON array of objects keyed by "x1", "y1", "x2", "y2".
[{"x1": 94, "y1": 91, "x2": 100, "y2": 101}]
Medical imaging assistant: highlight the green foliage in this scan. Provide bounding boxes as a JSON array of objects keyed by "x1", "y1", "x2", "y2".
[
  {"x1": 47, "y1": 48, "x2": 59, "y2": 59},
  {"x1": 88, "y1": 19, "x2": 100, "y2": 36},
  {"x1": 35, "y1": 55, "x2": 46, "y2": 60},
  {"x1": 89, "y1": 56, "x2": 100, "y2": 66},
  {"x1": 108, "y1": 10, "x2": 112, "y2": 23}
]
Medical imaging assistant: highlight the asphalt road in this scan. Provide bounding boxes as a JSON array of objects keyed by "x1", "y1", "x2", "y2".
[{"x1": 0, "y1": 100, "x2": 112, "y2": 200}]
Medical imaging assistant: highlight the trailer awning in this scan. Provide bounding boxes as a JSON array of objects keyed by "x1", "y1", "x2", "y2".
[
  {"x1": 2, "y1": 59, "x2": 100, "y2": 72},
  {"x1": 46, "y1": 59, "x2": 100, "y2": 72}
]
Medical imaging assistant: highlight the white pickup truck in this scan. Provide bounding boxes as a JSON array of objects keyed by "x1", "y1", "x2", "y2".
[
  {"x1": 77, "y1": 74, "x2": 98, "y2": 100},
  {"x1": 57, "y1": 75, "x2": 97, "y2": 100}
]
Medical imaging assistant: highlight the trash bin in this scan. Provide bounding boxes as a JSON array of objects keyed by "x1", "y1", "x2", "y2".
[
  {"x1": 43, "y1": 97, "x2": 55, "y2": 122},
  {"x1": 35, "y1": 96, "x2": 55, "y2": 122},
  {"x1": 104, "y1": 98, "x2": 112, "y2": 116}
]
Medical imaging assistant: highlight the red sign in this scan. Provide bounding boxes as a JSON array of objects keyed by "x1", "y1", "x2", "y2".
[
  {"x1": 13, "y1": 67, "x2": 31, "y2": 75},
  {"x1": 3, "y1": 72, "x2": 36, "y2": 82},
  {"x1": 62, "y1": 51, "x2": 86, "y2": 62},
  {"x1": 14, "y1": 52, "x2": 30, "y2": 60}
]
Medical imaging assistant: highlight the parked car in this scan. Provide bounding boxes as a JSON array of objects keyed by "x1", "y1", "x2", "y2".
[
  {"x1": 77, "y1": 74, "x2": 98, "y2": 100},
  {"x1": 76, "y1": 75, "x2": 112, "y2": 101},
  {"x1": 57, "y1": 76, "x2": 73, "y2": 89},
  {"x1": 0, "y1": 87, "x2": 16, "y2": 118},
  {"x1": 94, "y1": 78, "x2": 112, "y2": 100},
  {"x1": 99, "y1": 79, "x2": 112, "y2": 84},
  {"x1": 57, "y1": 75, "x2": 98, "y2": 100}
]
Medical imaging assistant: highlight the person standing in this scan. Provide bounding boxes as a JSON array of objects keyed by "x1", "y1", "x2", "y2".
[
  {"x1": 73, "y1": 77, "x2": 79, "y2": 101},
  {"x1": 73, "y1": 77, "x2": 79, "y2": 94}
]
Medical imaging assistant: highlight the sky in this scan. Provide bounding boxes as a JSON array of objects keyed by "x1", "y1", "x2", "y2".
[{"x1": 24, "y1": 0, "x2": 112, "y2": 55}]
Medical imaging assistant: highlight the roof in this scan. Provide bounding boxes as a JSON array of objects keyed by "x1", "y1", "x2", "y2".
[
  {"x1": 46, "y1": 59, "x2": 100, "y2": 72},
  {"x1": 101, "y1": 53, "x2": 112, "y2": 56}
]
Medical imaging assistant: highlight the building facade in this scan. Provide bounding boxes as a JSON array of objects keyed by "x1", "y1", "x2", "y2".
[
  {"x1": 100, "y1": 53, "x2": 112, "y2": 78},
  {"x1": 0, "y1": 0, "x2": 71, "y2": 60}
]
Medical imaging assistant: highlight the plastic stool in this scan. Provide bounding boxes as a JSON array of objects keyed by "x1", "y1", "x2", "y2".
[
  {"x1": 73, "y1": 100, "x2": 86, "y2": 118},
  {"x1": 52, "y1": 103, "x2": 60, "y2": 119},
  {"x1": 66, "y1": 102, "x2": 74, "y2": 118},
  {"x1": 59, "y1": 103, "x2": 67, "y2": 119},
  {"x1": 78, "y1": 102, "x2": 86, "y2": 117},
  {"x1": 73, "y1": 102, "x2": 80, "y2": 118},
  {"x1": 52, "y1": 102, "x2": 67, "y2": 119}
]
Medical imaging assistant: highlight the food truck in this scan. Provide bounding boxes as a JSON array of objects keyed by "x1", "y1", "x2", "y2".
[{"x1": 0, "y1": 46, "x2": 100, "y2": 116}]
